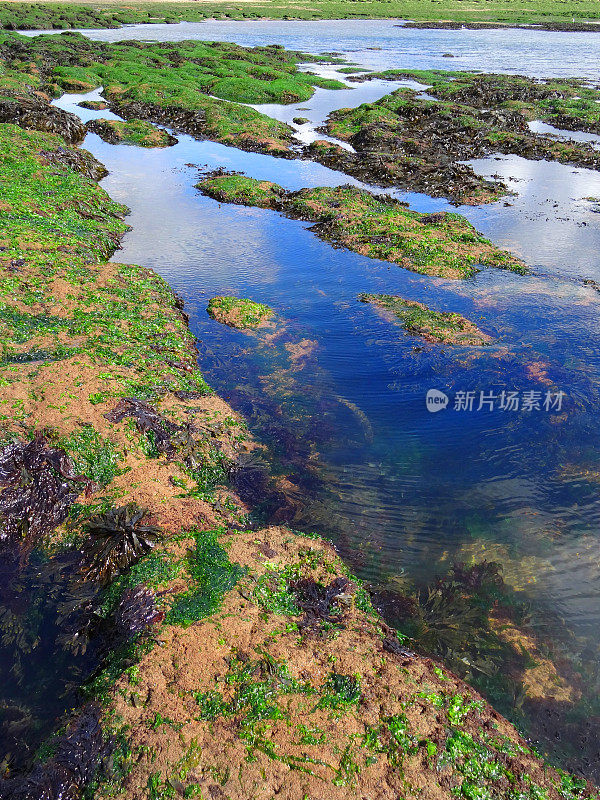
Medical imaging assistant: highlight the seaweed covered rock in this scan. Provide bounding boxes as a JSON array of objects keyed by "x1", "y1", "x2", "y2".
[
  {"x1": 359, "y1": 293, "x2": 493, "y2": 345},
  {"x1": 80, "y1": 503, "x2": 162, "y2": 585},
  {"x1": 0, "y1": 97, "x2": 85, "y2": 144},
  {"x1": 207, "y1": 296, "x2": 274, "y2": 329},
  {"x1": 87, "y1": 117, "x2": 177, "y2": 148},
  {"x1": 198, "y1": 177, "x2": 525, "y2": 279},
  {"x1": 0, "y1": 434, "x2": 93, "y2": 555}
]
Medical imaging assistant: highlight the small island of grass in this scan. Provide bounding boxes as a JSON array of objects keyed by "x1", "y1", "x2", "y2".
[
  {"x1": 87, "y1": 117, "x2": 176, "y2": 147},
  {"x1": 207, "y1": 296, "x2": 274, "y2": 329},
  {"x1": 359, "y1": 293, "x2": 492, "y2": 345}
]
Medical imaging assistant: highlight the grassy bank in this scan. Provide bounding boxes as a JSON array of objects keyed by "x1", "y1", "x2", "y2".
[
  {"x1": 1, "y1": 0, "x2": 600, "y2": 31},
  {"x1": 197, "y1": 175, "x2": 526, "y2": 279}
]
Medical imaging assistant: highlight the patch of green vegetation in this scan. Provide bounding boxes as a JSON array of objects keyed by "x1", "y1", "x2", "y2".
[
  {"x1": 183, "y1": 445, "x2": 229, "y2": 501},
  {"x1": 0, "y1": 32, "x2": 346, "y2": 155},
  {"x1": 1, "y1": 1, "x2": 600, "y2": 31},
  {"x1": 57, "y1": 424, "x2": 123, "y2": 485},
  {"x1": 193, "y1": 652, "x2": 316, "y2": 761},
  {"x1": 251, "y1": 565, "x2": 301, "y2": 616},
  {"x1": 88, "y1": 117, "x2": 175, "y2": 148},
  {"x1": 198, "y1": 174, "x2": 284, "y2": 208},
  {"x1": 198, "y1": 177, "x2": 525, "y2": 279},
  {"x1": 359, "y1": 293, "x2": 492, "y2": 346},
  {"x1": 207, "y1": 295, "x2": 274, "y2": 329},
  {"x1": 316, "y1": 671, "x2": 361, "y2": 711},
  {"x1": 363, "y1": 713, "x2": 418, "y2": 767},
  {"x1": 167, "y1": 527, "x2": 244, "y2": 627}
]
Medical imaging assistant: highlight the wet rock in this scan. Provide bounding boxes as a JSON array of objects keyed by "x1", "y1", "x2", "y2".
[
  {"x1": 39, "y1": 145, "x2": 107, "y2": 181},
  {"x1": 0, "y1": 97, "x2": 85, "y2": 144},
  {"x1": 382, "y1": 636, "x2": 415, "y2": 659}
]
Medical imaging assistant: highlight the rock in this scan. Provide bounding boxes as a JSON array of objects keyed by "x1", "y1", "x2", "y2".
[{"x1": 0, "y1": 97, "x2": 85, "y2": 143}]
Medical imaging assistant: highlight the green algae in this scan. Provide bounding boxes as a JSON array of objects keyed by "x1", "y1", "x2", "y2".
[
  {"x1": 207, "y1": 295, "x2": 274, "y2": 329},
  {"x1": 197, "y1": 176, "x2": 526, "y2": 279},
  {"x1": 87, "y1": 117, "x2": 175, "y2": 148},
  {"x1": 358, "y1": 293, "x2": 492, "y2": 346},
  {"x1": 166, "y1": 528, "x2": 245, "y2": 627},
  {"x1": 0, "y1": 32, "x2": 345, "y2": 155}
]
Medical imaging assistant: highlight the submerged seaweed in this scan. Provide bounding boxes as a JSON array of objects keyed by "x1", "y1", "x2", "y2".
[
  {"x1": 0, "y1": 433, "x2": 94, "y2": 558},
  {"x1": 80, "y1": 504, "x2": 162, "y2": 585},
  {"x1": 0, "y1": 704, "x2": 111, "y2": 800},
  {"x1": 379, "y1": 561, "x2": 510, "y2": 678}
]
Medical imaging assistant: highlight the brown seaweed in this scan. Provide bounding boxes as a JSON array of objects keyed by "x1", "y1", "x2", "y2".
[
  {"x1": 104, "y1": 398, "x2": 181, "y2": 458},
  {"x1": 0, "y1": 434, "x2": 94, "y2": 560},
  {"x1": 79, "y1": 504, "x2": 162, "y2": 585},
  {"x1": 0, "y1": 704, "x2": 111, "y2": 800},
  {"x1": 289, "y1": 576, "x2": 351, "y2": 629},
  {"x1": 114, "y1": 584, "x2": 163, "y2": 640}
]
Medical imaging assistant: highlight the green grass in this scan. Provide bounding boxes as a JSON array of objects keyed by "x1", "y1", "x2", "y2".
[{"x1": 1, "y1": 1, "x2": 600, "y2": 31}]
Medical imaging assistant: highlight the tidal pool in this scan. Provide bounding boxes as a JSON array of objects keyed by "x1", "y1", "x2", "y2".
[{"x1": 11, "y1": 22, "x2": 600, "y2": 779}]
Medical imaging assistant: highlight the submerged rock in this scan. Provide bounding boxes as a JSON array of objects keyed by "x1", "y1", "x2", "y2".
[{"x1": 358, "y1": 293, "x2": 493, "y2": 346}]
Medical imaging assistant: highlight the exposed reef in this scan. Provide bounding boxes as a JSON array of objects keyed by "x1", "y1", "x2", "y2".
[
  {"x1": 359, "y1": 293, "x2": 492, "y2": 345},
  {"x1": 0, "y1": 32, "x2": 344, "y2": 157},
  {"x1": 207, "y1": 296, "x2": 274, "y2": 329},
  {"x1": 313, "y1": 76, "x2": 600, "y2": 204},
  {"x1": 197, "y1": 175, "x2": 526, "y2": 278},
  {"x1": 86, "y1": 117, "x2": 177, "y2": 147}
]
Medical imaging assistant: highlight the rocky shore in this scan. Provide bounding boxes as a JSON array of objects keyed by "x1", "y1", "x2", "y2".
[{"x1": 0, "y1": 29, "x2": 599, "y2": 800}]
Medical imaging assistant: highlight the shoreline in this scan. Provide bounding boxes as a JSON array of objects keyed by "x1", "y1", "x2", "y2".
[
  {"x1": 0, "y1": 120, "x2": 597, "y2": 800},
  {"x1": 0, "y1": 31, "x2": 600, "y2": 799}
]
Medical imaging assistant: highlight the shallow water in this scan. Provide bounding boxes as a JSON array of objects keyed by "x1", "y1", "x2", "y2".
[
  {"x1": 11, "y1": 21, "x2": 600, "y2": 778},
  {"x1": 22, "y1": 18, "x2": 600, "y2": 80}
]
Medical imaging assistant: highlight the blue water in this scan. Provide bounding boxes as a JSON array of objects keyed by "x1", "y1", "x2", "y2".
[{"x1": 44, "y1": 21, "x2": 600, "y2": 776}]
